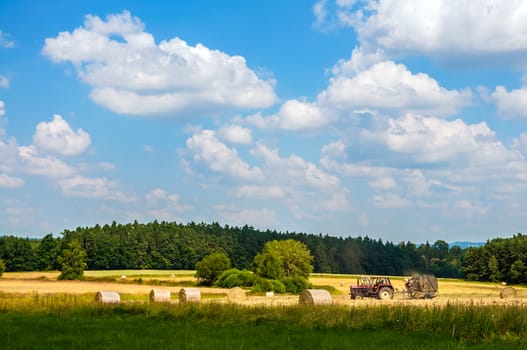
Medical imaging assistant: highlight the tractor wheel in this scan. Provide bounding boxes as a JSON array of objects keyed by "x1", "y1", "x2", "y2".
[
  {"x1": 378, "y1": 287, "x2": 393, "y2": 300},
  {"x1": 355, "y1": 294, "x2": 363, "y2": 300}
]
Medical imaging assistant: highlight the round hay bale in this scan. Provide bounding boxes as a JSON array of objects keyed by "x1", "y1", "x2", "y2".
[
  {"x1": 265, "y1": 291, "x2": 274, "y2": 297},
  {"x1": 500, "y1": 287, "x2": 517, "y2": 299},
  {"x1": 179, "y1": 288, "x2": 201, "y2": 303},
  {"x1": 95, "y1": 291, "x2": 121, "y2": 304},
  {"x1": 227, "y1": 287, "x2": 247, "y2": 303},
  {"x1": 150, "y1": 288, "x2": 171, "y2": 303},
  {"x1": 299, "y1": 289, "x2": 332, "y2": 305}
]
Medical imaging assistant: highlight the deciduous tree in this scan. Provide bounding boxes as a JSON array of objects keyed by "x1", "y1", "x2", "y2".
[
  {"x1": 58, "y1": 240, "x2": 87, "y2": 280},
  {"x1": 195, "y1": 252, "x2": 231, "y2": 286}
]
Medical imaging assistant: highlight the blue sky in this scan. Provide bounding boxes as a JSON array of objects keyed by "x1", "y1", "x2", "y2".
[{"x1": 1, "y1": 0, "x2": 527, "y2": 243}]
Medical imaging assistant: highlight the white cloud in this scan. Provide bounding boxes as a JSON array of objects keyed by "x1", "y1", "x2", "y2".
[
  {"x1": 233, "y1": 185, "x2": 288, "y2": 199},
  {"x1": 145, "y1": 188, "x2": 191, "y2": 220},
  {"x1": 252, "y1": 142, "x2": 340, "y2": 189},
  {"x1": 313, "y1": 0, "x2": 329, "y2": 28},
  {"x1": 372, "y1": 193, "x2": 410, "y2": 208},
  {"x1": 18, "y1": 145, "x2": 76, "y2": 178},
  {"x1": 0, "y1": 30, "x2": 14, "y2": 48},
  {"x1": 42, "y1": 11, "x2": 277, "y2": 116},
  {"x1": 58, "y1": 175, "x2": 136, "y2": 202},
  {"x1": 0, "y1": 76, "x2": 9, "y2": 88},
  {"x1": 449, "y1": 200, "x2": 489, "y2": 218},
  {"x1": 492, "y1": 86, "x2": 527, "y2": 119},
  {"x1": 319, "y1": 61, "x2": 471, "y2": 116},
  {"x1": 512, "y1": 133, "x2": 527, "y2": 158},
  {"x1": 247, "y1": 99, "x2": 330, "y2": 130},
  {"x1": 369, "y1": 176, "x2": 396, "y2": 190},
  {"x1": 218, "y1": 124, "x2": 253, "y2": 144},
  {"x1": 33, "y1": 115, "x2": 91, "y2": 156},
  {"x1": 338, "y1": 0, "x2": 527, "y2": 59},
  {"x1": 332, "y1": 47, "x2": 386, "y2": 77},
  {"x1": 0, "y1": 133, "x2": 19, "y2": 173},
  {"x1": 321, "y1": 141, "x2": 394, "y2": 178},
  {"x1": 362, "y1": 114, "x2": 498, "y2": 164},
  {"x1": 0, "y1": 100, "x2": 4, "y2": 116},
  {"x1": 185, "y1": 129, "x2": 263, "y2": 181},
  {"x1": 0, "y1": 173, "x2": 24, "y2": 188},
  {"x1": 318, "y1": 191, "x2": 352, "y2": 212}
]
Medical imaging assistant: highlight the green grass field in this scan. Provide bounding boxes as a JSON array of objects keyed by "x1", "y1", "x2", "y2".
[{"x1": 1, "y1": 293, "x2": 526, "y2": 349}]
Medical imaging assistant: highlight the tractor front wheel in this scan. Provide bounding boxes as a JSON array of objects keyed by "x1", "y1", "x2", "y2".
[{"x1": 378, "y1": 287, "x2": 393, "y2": 300}]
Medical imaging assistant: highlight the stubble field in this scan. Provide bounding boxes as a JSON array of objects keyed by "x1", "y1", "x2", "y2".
[{"x1": 1, "y1": 270, "x2": 525, "y2": 306}]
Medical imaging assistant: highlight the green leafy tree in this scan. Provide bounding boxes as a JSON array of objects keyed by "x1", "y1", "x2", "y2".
[
  {"x1": 510, "y1": 259, "x2": 526, "y2": 284},
  {"x1": 254, "y1": 239, "x2": 313, "y2": 279},
  {"x1": 253, "y1": 249, "x2": 283, "y2": 279},
  {"x1": 488, "y1": 255, "x2": 501, "y2": 282},
  {"x1": 57, "y1": 240, "x2": 87, "y2": 280},
  {"x1": 195, "y1": 252, "x2": 231, "y2": 286},
  {"x1": 0, "y1": 258, "x2": 5, "y2": 276}
]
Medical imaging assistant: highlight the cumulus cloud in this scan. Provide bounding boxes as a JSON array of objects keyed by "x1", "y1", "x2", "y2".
[
  {"x1": 0, "y1": 100, "x2": 4, "y2": 116},
  {"x1": 336, "y1": 0, "x2": 527, "y2": 60},
  {"x1": 0, "y1": 30, "x2": 14, "y2": 48},
  {"x1": 58, "y1": 175, "x2": 136, "y2": 202},
  {"x1": 247, "y1": 99, "x2": 331, "y2": 130},
  {"x1": 492, "y1": 86, "x2": 527, "y2": 119},
  {"x1": 332, "y1": 47, "x2": 386, "y2": 76},
  {"x1": 251, "y1": 142, "x2": 341, "y2": 189},
  {"x1": 33, "y1": 115, "x2": 91, "y2": 156},
  {"x1": 321, "y1": 141, "x2": 394, "y2": 178},
  {"x1": 218, "y1": 124, "x2": 253, "y2": 144},
  {"x1": 0, "y1": 173, "x2": 24, "y2": 188},
  {"x1": 18, "y1": 145, "x2": 76, "y2": 178},
  {"x1": 319, "y1": 61, "x2": 471, "y2": 116},
  {"x1": 361, "y1": 114, "x2": 498, "y2": 164},
  {"x1": 185, "y1": 129, "x2": 263, "y2": 181},
  {"x1": 184, "y1": 134, "x2": 351, "y2": 217},
  {"x1": 42, "y1": 11, "x2": 277, "y2": 116}
]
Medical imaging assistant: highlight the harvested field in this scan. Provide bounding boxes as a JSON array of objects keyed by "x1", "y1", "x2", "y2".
[{"x1": 1, "y1": 271, "x2": 526, "y2": 307}]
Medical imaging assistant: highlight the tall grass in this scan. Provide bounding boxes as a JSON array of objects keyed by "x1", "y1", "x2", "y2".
[{"x1": 0, "y1": 292, "x2": 525, "y2": 347}]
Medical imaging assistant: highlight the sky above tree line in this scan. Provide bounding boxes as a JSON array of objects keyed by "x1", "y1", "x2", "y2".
[{"x1": 1, "y1": 0, "x2": 527, "y2": 242}]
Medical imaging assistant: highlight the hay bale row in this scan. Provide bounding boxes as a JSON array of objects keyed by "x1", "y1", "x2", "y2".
[
  {"x1": 179, "y1": 288, "x2": 201, "y2": 303},
  {"x1": 298, "y1": 289, "x2": 332, "y2": 305},
  {"x1": 150, "y1": 288, "x2": 171, "y2": 303},
  {"x1": 95, "y1": 291, "x2": 121, "y2": 304}
]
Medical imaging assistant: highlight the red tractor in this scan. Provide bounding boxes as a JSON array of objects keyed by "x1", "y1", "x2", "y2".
[{"x1": 350, "y1": 276, "x2": 394, "y2": 300}]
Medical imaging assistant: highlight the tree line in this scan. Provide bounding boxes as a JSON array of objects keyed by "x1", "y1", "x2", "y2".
[
  {"x1": 462, "y1": 233, "x2": 527, "y2": 284},
  {"x1": 0, "y1": 220, "x2": 525, "y2": 283}
]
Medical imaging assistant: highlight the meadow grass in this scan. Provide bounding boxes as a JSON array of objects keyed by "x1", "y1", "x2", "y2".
[{"x1": 0, "y1": 292, "x2": 526, "y2": 349}]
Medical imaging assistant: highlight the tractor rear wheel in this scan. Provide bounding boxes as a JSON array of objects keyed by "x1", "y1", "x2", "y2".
[{"x1": 378, "y1": 287, "x2": 393, "y2": 300}]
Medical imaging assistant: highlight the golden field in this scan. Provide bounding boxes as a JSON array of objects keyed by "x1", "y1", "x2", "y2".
[{"x1": 1, "y1": 270, "x2": 525, "y2": 307}]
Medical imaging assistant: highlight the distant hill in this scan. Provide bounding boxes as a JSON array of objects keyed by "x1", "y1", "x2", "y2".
[{"x1": 449, "y1": 241, "x2": 485, "y2": 249}]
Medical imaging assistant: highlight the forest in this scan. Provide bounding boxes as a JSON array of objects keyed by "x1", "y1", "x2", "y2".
[{"x1": 0, "y1": 220, "x2": 525, "y2": 283}]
